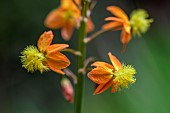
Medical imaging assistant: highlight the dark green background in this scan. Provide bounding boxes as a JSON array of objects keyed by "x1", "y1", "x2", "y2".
[{"x1": 0, "y1": 0, "x2": 170, "y2": 113}]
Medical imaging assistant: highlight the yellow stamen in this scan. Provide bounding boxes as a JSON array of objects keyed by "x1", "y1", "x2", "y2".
[
  {"x1": 113, "y1": 64, "x2": 136, "y2": 90},
  {"x1": 20, "y1": 45, "x2": 49, "y2": 73},
  {"x1": 130, "y1": 9, "x2": 153, "y2": 37}
]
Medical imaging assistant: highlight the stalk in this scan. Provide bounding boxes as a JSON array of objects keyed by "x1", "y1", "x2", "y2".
[{"x1": 74, "y1": 0, "x2": 89, "y2": 113}]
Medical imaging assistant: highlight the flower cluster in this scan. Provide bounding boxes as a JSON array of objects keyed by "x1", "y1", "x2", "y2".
[{"x1": 20, "y1": 1, "x2": 153, "y2": 104}]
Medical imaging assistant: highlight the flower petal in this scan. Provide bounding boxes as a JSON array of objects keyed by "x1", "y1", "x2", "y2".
[
  {"x1": 121, "y1": 29, "x2": 131, "y2": 52},
  {"x1": 107, "y1": 6, "x2": 129, "y2": 22},
  {"x1": 108, "y1": 52, "x2": 122, "y2": 71},
  {"x1": 88, "y1": 67, "x2": 113, "y2": 84},
  {"x1": 86, "y1": 18, "x2": 95, "y2": 33},
  {"x1": 61, "y1": 24, "x2": 74, "y2": 41},
  {"x1": 105, "y1": 17, "x2": 124, "y2": 23},
  {"x1": 93, "y1": 79, "x2": 113, "y2": 95},
  {"x1": 45, "y1": 51, "x2": 70, "y2": 73},
  {"x1": 44, "y1": 8, "x2": 65, "y2": 29},
  {"x1": 61, "y1": 0, "x2": 80, "y2": 9},
  {"x1": 111, "y1": 83, "x2": 117, "y2": 93},
  {"x1": 91, "y1": 61, "x2": 114, "y2": 69},
  {"x1": 38, "y1": 31, "x2": 53, "y2": 52},
  {"x1": 102, "y1": 21, "x2": 122, "y2": 31},
  {"x1": 46, "y1": 44, "x2": 69, "y2": 54}
]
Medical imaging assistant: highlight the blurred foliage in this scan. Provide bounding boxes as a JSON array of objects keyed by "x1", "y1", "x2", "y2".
[{"x1": 0, "y1": 0, "x2": 170, "y2": 113}]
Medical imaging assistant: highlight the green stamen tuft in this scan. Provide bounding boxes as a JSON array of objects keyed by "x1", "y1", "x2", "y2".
[
  {"x1": 20, "y1": 45, "x2": 49, "y2": 73},
  {"x1": 130, "y1": 9, "x2": 153, "y2": 37},
  {"x1": 113, "y1": 64, "x2": 136, "y2": 90}
]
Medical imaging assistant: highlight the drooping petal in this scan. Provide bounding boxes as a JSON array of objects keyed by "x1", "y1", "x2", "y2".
[
  {"x1": 44, "y1": 8, "x2": 65, "y2": 29},
  {"x1": 45, "y1": 51, "x2": 70, "y2": 74},
  {"x1": 93, "y1": 79, "x2": 113, "y2": 95},
  {"x1": 61, "y1": 24, "x2": 74, "y2": 41},
  {"x1": 107, "y1": 6, "x2": 129, "y2": 22},
  {"x1": 102, "y1": 21, "x2": 122, "y2": 31},
  {"x1": 49, "y1": 67, "x2": 65, "y2": 75},
  {"x1": 88, "y1": 67, "x2": 113, "y2": 84},
  {"x1": 121, "y1": 29, "x2": 131, "y2": 52},
  {"x1": 86, "y1": 18, "x2": 95, "y2": 33},
  {"x1": 108, "y1": 52, "x2": 122, "y2": 71},
  {"x1": 38, "y1": 31, "x2": 53, "y2": 52},
  {"x1": 46, "y1": 44, "x2": 69, "y2": 54}
]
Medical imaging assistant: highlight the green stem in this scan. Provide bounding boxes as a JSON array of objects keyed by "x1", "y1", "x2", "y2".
[
  {"x1": 74, "y1": 1, "x2": 89, "y2": 113},
  {"x1": 84, "y1": 29, "x2": 108, "y2": 43}
]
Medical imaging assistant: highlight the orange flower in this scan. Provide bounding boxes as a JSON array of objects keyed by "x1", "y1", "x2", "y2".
[
  {"x1": 38, "y1": 31, "x2": 70, "y2": 74},
  {"x1": 44, "y1": 0, "x2": 94, "y2": 41},
  {"x1": 102, "y1": 6, "x2": 131, "y2": 52},
  {"x1": 20, "y1": 31, "x2": 70, "y2": 75},
  {"x1": 88, "y1": 52, "x2": 136, "y2": 95}
]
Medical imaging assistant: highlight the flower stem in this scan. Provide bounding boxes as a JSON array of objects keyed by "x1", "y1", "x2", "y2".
[
  {"x1": 84, "y1": 29, "x2": 108, "y2": 44},
  {"x1": 74, "y1": 0, "x2": 89, "y2": 113}
]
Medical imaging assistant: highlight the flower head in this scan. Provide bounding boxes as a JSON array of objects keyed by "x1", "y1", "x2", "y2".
[
  {"x1": 102, "y1": 6, "x2": 131, "y2": 52},
  {"x1": 44, "y1": 0, "x2": 94, "y2": 41},
  {"x1": 20, "y1": 31, "x2": 70, "y2": 75},
  {"x1": 88, "y1": 52, "x2": 136, "y2": 95},
  {"x1": 130, "y1": 9, "x2": 153, "y2": 37}
]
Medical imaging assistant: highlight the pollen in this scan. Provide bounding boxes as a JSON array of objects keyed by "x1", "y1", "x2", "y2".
[
  {"x1": 20, "y1": 45, "x2": 49, "y2": 73},
  {"x1": 130, "y1": 9, "x2": 153, "y2": 37},
  {"x1": 113, "y1": 64, "x2": 136, "y2": 90}
]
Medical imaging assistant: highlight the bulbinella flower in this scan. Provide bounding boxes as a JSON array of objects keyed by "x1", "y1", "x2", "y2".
[
  {"x1": 102, "y1": 6, "x2": 131, "y2": 52},
  {"x1": 102, "y1": 6, "x2": 153, "y2": 52},
  {"x1": 44, "y1": 0, "x2": 94, "y2": 41},
  {"x1": 61, "y1": 77, "x2": 74, "y2": 103},
  {"x1": 130, "y1": 9, "x2": 153, "y2": 37},
  {"x1": 88, "y1": 52, "x2": 136, "y2": 95},
  {"x1": 20, "y1": 31, "x2": 70, "y2": 75}
]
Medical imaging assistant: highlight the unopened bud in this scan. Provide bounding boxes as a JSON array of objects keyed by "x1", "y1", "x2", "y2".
[{"x1": 61, "y1": 78, "x2": 74, "y2": 103}]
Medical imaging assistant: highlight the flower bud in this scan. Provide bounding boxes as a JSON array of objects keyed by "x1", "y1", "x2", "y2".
[{"x1": 61, "y1": 78, "x2": 74, "y2": 103}]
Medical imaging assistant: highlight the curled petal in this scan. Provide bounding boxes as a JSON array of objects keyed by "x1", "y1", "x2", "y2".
[
  {"x1": 102, "y1": 21, "x2": 122, "y2": 31},
  {"x1": 88, "y1": 67, "x2": 113, "y2": 84},
  {"x1": 61, "y1": 24, "x2": 74, "y2": 41},
  {"x1": 108, "y1": 52, "x2": 122, "y2": 71},
  {"x1": 45, "y1": 52, "x2": 70, "y2": 74},
  {"x1": 46, "y1": 44, "x2": 69, "y2": 54},
  {"x1": 107, "y1": 6, "x2": 129, "y2": 22},
  {"x1": 121, "y1": 29, "x2": 131, "y2": 52},
  {"x1": 93, "y1": 79, "x2": 113, "y2": 95},
  {"x1": 38, "y1": 31, "x2": 53, "y2": 52},
  {"x1": 44, "y1": 8, "x2": 65, "y2": 29}
]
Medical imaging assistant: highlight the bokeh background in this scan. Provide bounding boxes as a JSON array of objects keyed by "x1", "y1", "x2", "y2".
[{"x1": 0, "y1": 0, "x2": 170, "y2": 113}]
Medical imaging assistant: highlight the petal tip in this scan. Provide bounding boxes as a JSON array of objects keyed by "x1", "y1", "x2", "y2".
[{"x1": 45, "y1": 30, "x2": 53, "y2": 35}]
